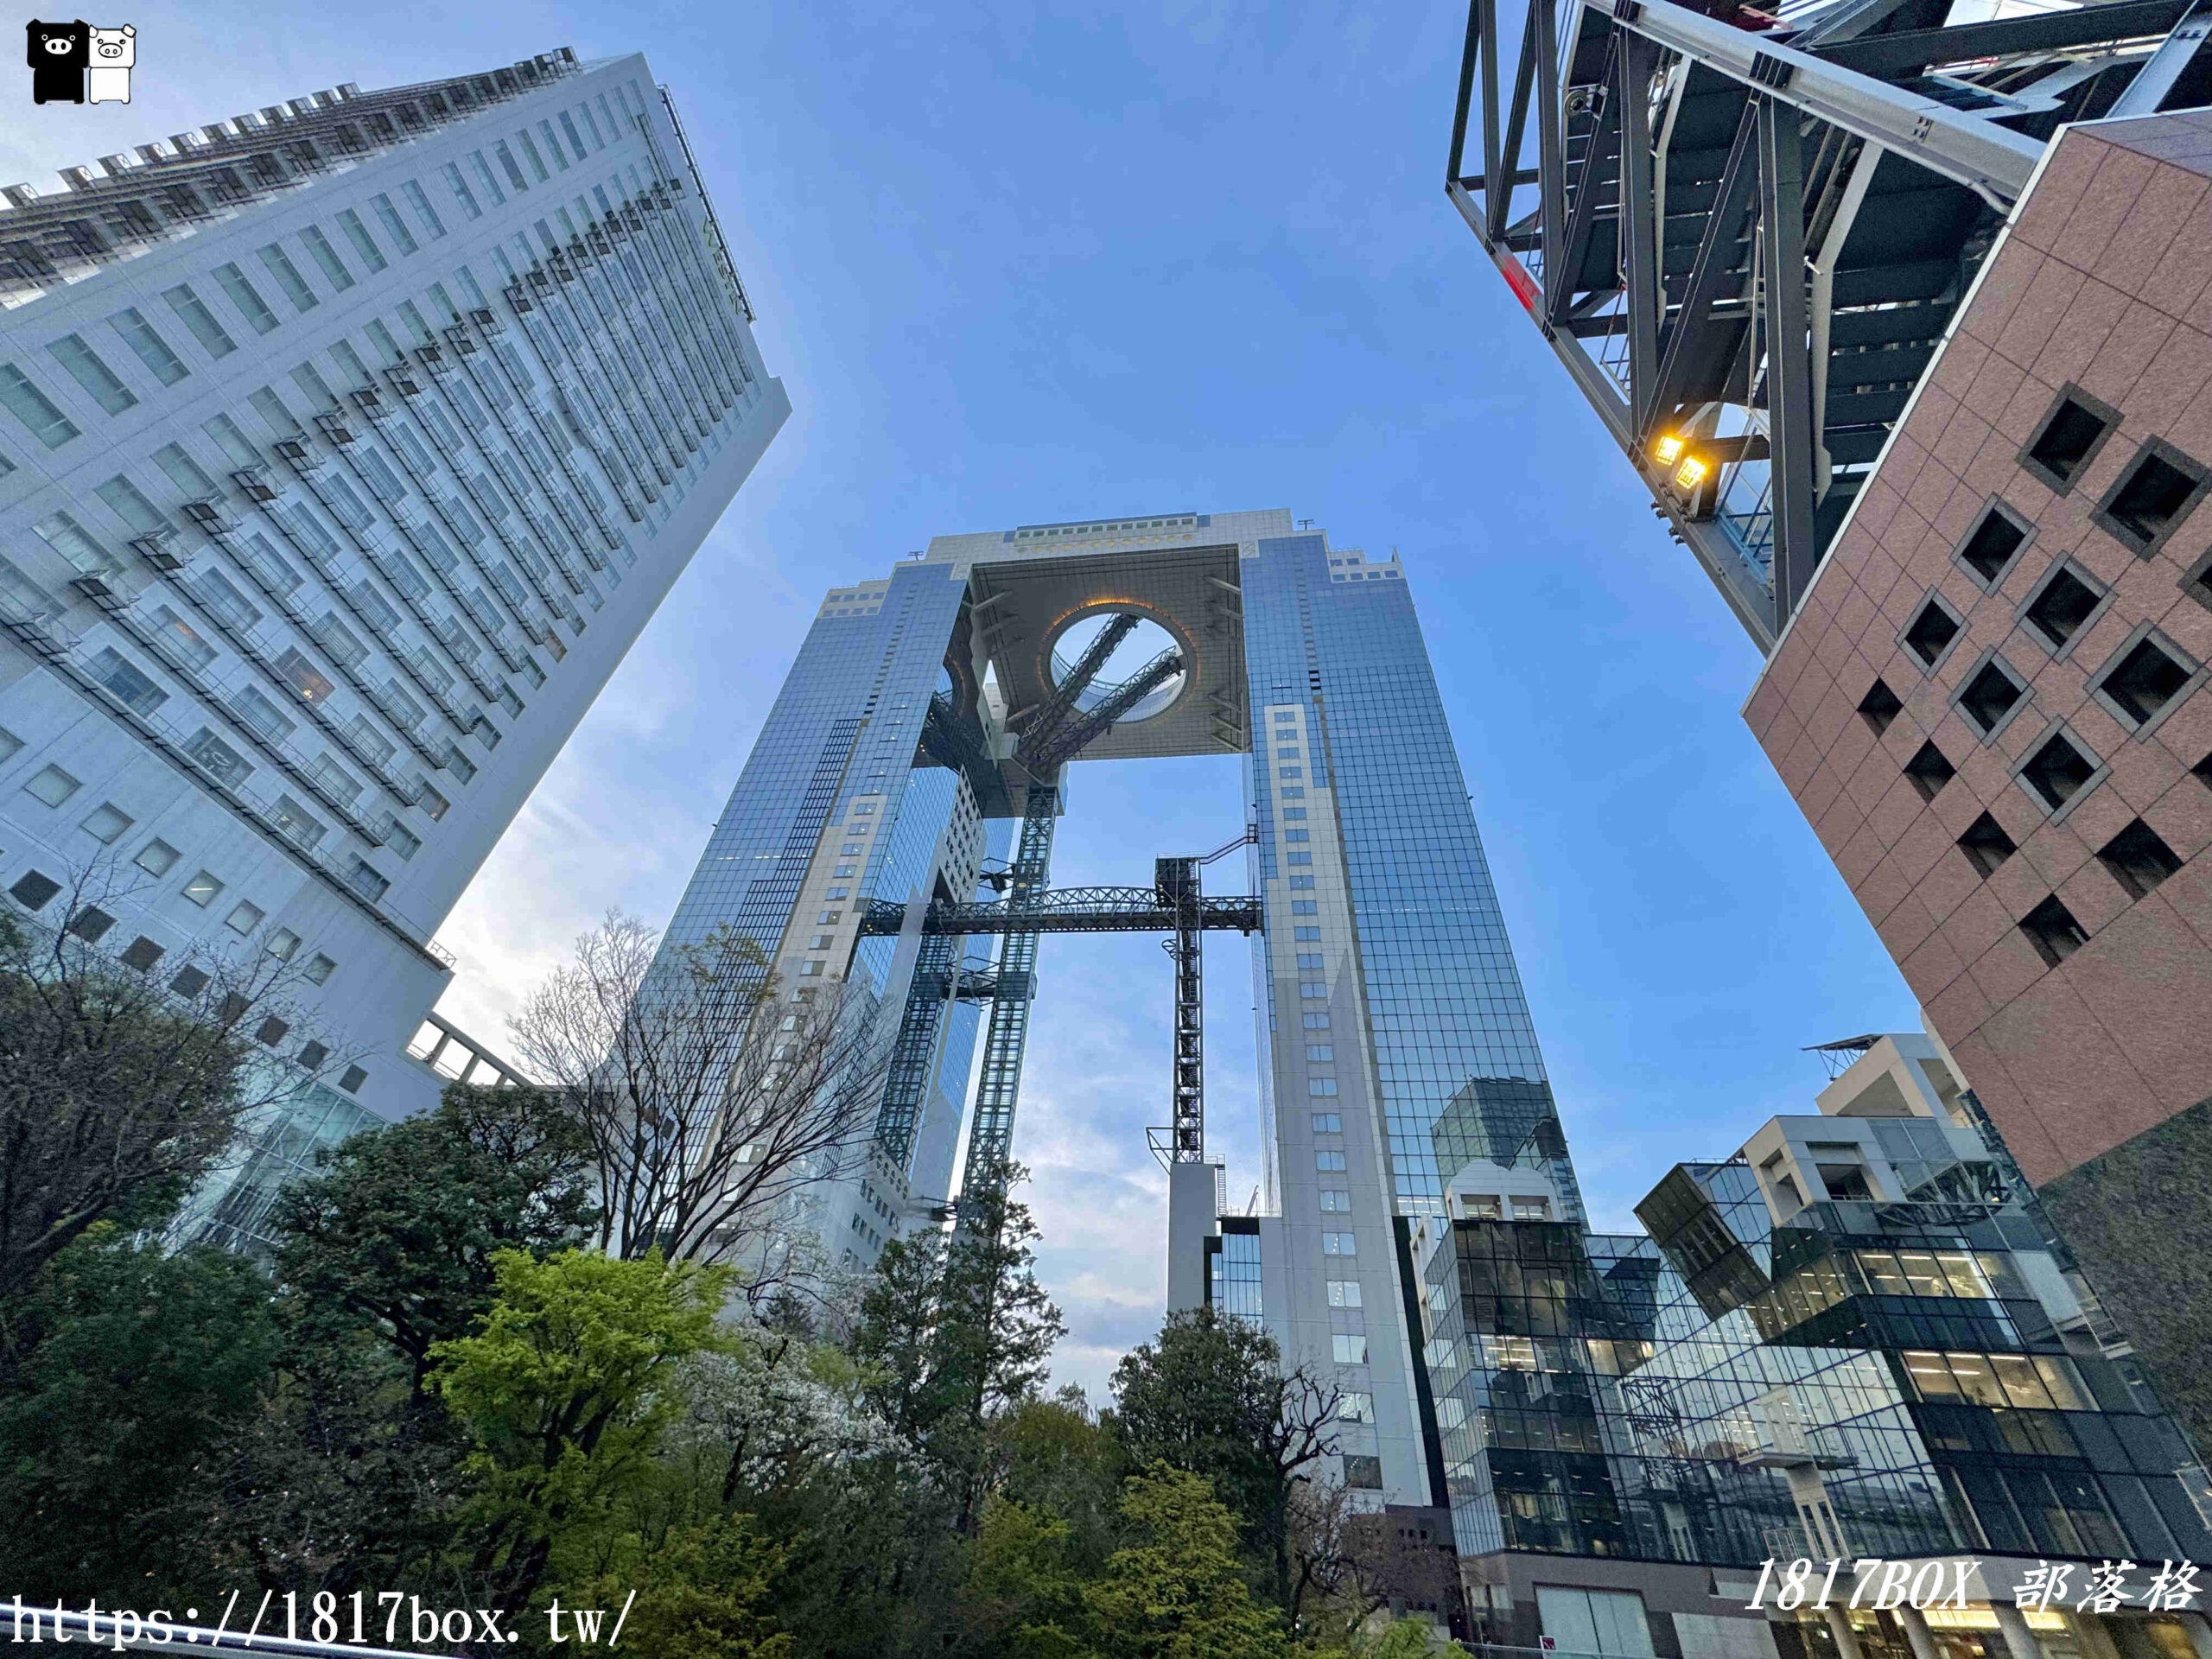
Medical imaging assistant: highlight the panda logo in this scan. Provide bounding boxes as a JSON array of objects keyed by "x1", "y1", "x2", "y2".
[
  {"x1": 25, "y1": 19, "x2": 89, "y2": 105},
  {"x1": 86, "y1": 23, "x2": 131, "y2": 103}
]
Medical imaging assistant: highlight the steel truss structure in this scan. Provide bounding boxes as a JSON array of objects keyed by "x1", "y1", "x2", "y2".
[{"x1": 1446, "y1": 0, "x2": 2212, "y2": 649}]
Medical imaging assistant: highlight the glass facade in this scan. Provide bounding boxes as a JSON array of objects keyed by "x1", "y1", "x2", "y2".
[
  {"x1": 1416, "y1": 1100, "x2": 2212, "y2": 1573},
  {"x1": 1242, "y1": 533, "x2": 1577, "y2": 1219}
]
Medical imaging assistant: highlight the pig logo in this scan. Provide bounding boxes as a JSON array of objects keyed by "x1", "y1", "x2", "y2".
[{"x1": 86, "y1": 23, "x2": 131, "y2": 104}]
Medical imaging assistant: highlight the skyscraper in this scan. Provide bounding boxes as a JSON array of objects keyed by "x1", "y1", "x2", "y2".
[
  {"x1": 0, "y1": 49, "x2": 789, "y2": 1243},
  {"x1": 1443, "y1": 0, "x2": 2212, "y2": 1449},
  {"x1": 658, "y1": 510, "x2": 1577, "y2": 1516}
]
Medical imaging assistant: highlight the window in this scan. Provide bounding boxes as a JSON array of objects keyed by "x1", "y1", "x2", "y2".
[
  {"x1": 1308, "y1": 1077, "x2": 1338, "y2": 1096},
  {"x1": 467, "y1": 151, "x2": 505, "y2": 206},
  {"x1": 94, "y1": 474, "x2": 167, "y2": 536},
  {"x1": 1300, "y1": 982, "x2": 1327, "y2": 999},
  {"x1": 107, "y1": 308, "x2": 189, "y2": 385},
  {"x1": 2019, "y1": 894, "x2": 2089, "y2": 968},
  {"x1": 48, "y1": 334, "x2": 137, "y2": 415},
  {"x1": 1957, "y1": 812, "x2": 2018, "y2": 878},
  {"x1": 88, "y1": 648, "x2": 166, "y2": 716},
  {"x1": 1903, "y1": 598, "x2": 1961, "y2": 667},
  {"x1": 213, "y1": 264, "x2": 280, "y2": 334},
  {"x1": 1332, "y1": 1334, "x2": 1368, "y2": 1364},
  {"x1": 1512, "y1": 1197, "x2": 1552, "y2": 1220},
  {"x1": 24, "y1": 764, "x2": 79, "y2": 807},
  {"x1": 1289, "y1": 875, "x2": 1313, "y2": 888},
  {"x1": 8, "y1": 870, "x2": 60, "y2": 910},
  {"x1": 1327, "y1": 1280, "x2": 1363, "y2": 1307},
  {"x1": 181, "y1": 870, "x2": 225, "y2": 906},
  {"x1": 339, "y1": 1065, "x2": 368, "y2": 1093},
  {"x1": 0, "y1": 363, "x2": 81, "y2": 448},
  {"x1": 400, "y1": 179, "x2": 447, "y2": 239},
  {"x1": 1323, "y1": 1232, "x2": 1356, "y2": 1255},
  {"x1": 1291, "y1": 899, "x2": 1318, "y2": 914},
  {"x1": 1307, "y1": 1045, "x2": 1335, "y2": 1063},
  {"x1": 265, "y1": 927, "x2": 302, "y2": 961},
  {"x1": 2094, "y1": 439, "x2": 2208, "y2": 556},
  {"x1": 799, "y1": 961, "x2": 826, "y2": 976},
  {"x1": 2019, "y1": 731, "x2": 2096, "y2": 810},
  {"x1": 2021, "y1": 386, "x2": 2119, "y2": 493},
  {"x1": 1857, "y1": 677, "x2": 1904, "y2": 735},
  {"x1": 818, "y1": 911, "x2": 841, "y2": 925},
  {"x1": 418, "y1": 786, "x2": 449, "y2": 822},
  {"x1": 254, "y1": 1016, "x2": 289, "y2": 1048},
  {"x1": 334, "y1": 209, "x2": 388, "y2": 273},
  {"x1": 1319, "y1": 1188, "x2": 1351, "y2": 1211},
  {"x1": 385, "y1": 823, "x2": 422, "y2": 861},
  {"x1": 368, "y1": 193, "x2": 420, "y2": 256},
  {"x1": 1957, "y1": 658, "x2": 2026, "y2": 735},
  {"x1": 297, "y1": 225, "x2": 355, "y2": 292},
  {"x1": 304, "y1": 953, "x2": 337, "y2": 984},
  {"x1": 1338, "y1": 1392, "x2": 1376, "y2": 1425},
  {"x1": 1955, "y1": 502, "x2": 2031, "y2": 586},
  {"x1": 119, "y1": 937, "x2": 163, "y2": 972},
  {"x1": 1294, "y1": 925, "x2": 1321, "y2": 941},
  {"x1": 1277, "y1": 747, "x2": 1300, "y2": 759},
  {"x1": 440, "y1": 162, "x2": 482, "y2": 219},
  {"x1": 0, "y1": 727, "x2": 20, "y2": 764},
  {"x1": 161, "y1": 284, "x2": 237, "y2": 357},
  {"x1": 133, "y1": 839, "x2": 178, "y2": 876},
  {"x1": 257, "y1": 244, "x2": 320, "y2": 313},
  {"x1": 1302, "y1": 1013, "x2": 1330, "y2": 1029},
  {"x1": 273, "y1": 795, "x2": 327, "y2": 849},
  {"x1": 81, "y1": 803, "x2": 132, "y2": 844},
  {"x1": 346, "y1": 860, "x2": 389, "y2": 901},
  {"x1": 1904, "y1": 741, "x2": 1955, "y2": 802},
  {"x1": 2096, "y1": 635, "x2": 2193, "y2": 728},
  {"x1": 1296, "y1": 951, "x2": 1325, "y2": 970},
  {"x1": 226, "y1": 899, "x2": 265, "y2": 933},
  {"x1": 67, "y1": 906, "x2": 115, "y2": 943},
  {"x1": 297, "y1": 1041, "x2": 329, "y2": 1071},
  {"x1": 34, "y1": 510, "x2": 113, "y2": 575},
  {"x1": 2024, "y1": 564, "x2": 2101, "y2": 651},
  {"x1": 1316, "y1": 1150, "x2": 1347, "y2": 1172},
  {"x1": 2097, "y1": 819, "x2": 2181, "y2": 901}
]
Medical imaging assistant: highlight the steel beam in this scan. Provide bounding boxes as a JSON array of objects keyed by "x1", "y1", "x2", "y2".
[
  {"x1": 1759, "y1": 94, "x2": 1821, "y2": 629},
  {"x1": 960, "y1": 783, "x2": 1058, "y2": 1192},
  {"x1": 1549, "y1": 33, "x2": 1626, "y2": 327},
  {"x1": 1022, "y1": 646, "x2": 1184, "y2": 773},
  {"x1": 1014, "y1": 611, "x2": 1138, "y2": 763},
  {"x1": 2104, "y1": 0, "x2": 2212, "y2": 116},
  {"x1": 859, "y1": 887, "x2": 1264, "y2": 938},
  {"x1": 874, "y1": 930, "x2": 958, "y2": 1170},
  {"x1": 1647, "y1": 99, "x2": 1762, "y2": 442},
  {"x1": 1815, "y1": 0, "x2": 2195, "y2": 82},
  {"x1": 1613, "y1": 0, "x2": 2043, "y2": 203},
  {"x1": 1535, "y1": 0, "x2": 1572, "y2": 315},
  {"x1": 1618, "y1": 31, "x2": 1664, "y2": 430}
]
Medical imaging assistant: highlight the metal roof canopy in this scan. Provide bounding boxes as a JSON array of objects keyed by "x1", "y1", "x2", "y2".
[{"x1": 1446, "y1": 0, "x2": 2212, "y2": 651}]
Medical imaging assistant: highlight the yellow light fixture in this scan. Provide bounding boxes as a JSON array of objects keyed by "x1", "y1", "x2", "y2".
[
  {"x1": 1674, "y1": 454, "x2": 1709, "y2": 490},
  {"x1": 1652, "y1": 434, "x2": 1685, "y2": 467}
]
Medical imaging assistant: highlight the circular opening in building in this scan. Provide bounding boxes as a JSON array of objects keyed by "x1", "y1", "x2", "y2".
[{"x1": 1048, "y1": 612, "x2": 1187, "y2": 724}]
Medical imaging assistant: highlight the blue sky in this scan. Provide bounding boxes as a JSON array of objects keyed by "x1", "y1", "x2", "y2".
[{"x1": 0, "y1": 0, "x2": 1920, "y2": 1395}]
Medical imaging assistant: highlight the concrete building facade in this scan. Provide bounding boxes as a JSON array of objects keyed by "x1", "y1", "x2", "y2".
[{"x1": 0, "y1": 48, "x2": 788, "y2": 1245}]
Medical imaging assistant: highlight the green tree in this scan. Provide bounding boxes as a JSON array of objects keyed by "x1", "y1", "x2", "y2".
[
  {"x1": 575, "y1": 1513, "x2": 792, "y2": 1659},
  {"x1": 0, "y1": 903, "x2": 316, "y2": 1307},
  {"x1": 270, "y1": 1083, "x2": 599, "y2": 1395},
  {"x1": 990, "y1": 1389, "x2": 1126, "y2": 1574},
  {"x1": 1109, "y1": 1309, "x2": 1338, "y2": 1612},
  {"x1": 964, "y1": 1495, "x2": 1091, "y2": 1659},
  {"x1": 431, "y1": 1248, "x2": 734, "y2": 1615},
  {"x1": 0, "y1": 1225, "x2": 278, "y2": 1597},
  {"x1": 853, "y1": 1161, "x2": 1066, "y2": 1529},
  {"x1": 1085, "y1": 1464, "x2": 1289, "y2": 1659}
]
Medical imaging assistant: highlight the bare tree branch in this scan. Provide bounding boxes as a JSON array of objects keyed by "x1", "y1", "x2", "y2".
[{"x1": 505, "y1": 910, "x2": 893, "y2": 1274}]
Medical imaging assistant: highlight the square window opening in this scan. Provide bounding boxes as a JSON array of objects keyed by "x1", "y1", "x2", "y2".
[
  {"x1": 2023, "y1": 391, "x2": 2117, "y2": 492},
  {"x1": 1904, "y1": 741, "x2": 1956, "y2": 802},
  {"x1": 2098, "y1": 636, "x2": 2192, "y2": 728},
  {"x1": 1959, "y1": 660, "x2": 2026, "y2": 734},
  {"x1": 1858, "y1": 677, "x2": 1904, "y2": 736},
  {"x1": 1958, "y1": 812, "x2": 2018, "y2": 879},
  {"x1": 2096, "y1": 442, "x2": 2209, "y2": 555},
  {"x1": 2096, "y1": 818, "x2": 2181, "y2": 901},
  {"x1": 2019, "y1": 894, "x2": 2089, "y2": 968},
  {"x1": 2020, "y1": 732, "x2": 2096, "y2": 810},
  {"x1": 2026, "y1": 566, "x2": 2101, "y2": 650},
  {"x1": 1904, "y1": 601, "x2": 1962, "y2": 668},
  {"x1": 1957, "y1": 505, "x2": 2030, "y2": 586}
]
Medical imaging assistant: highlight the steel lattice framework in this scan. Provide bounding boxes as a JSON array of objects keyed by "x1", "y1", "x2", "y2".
[
  {"x1": 1446, "y1": 0, "x2": 2212, "y2": 649},
  {"x1": 856, "y1": 887, "x2": 1264, "y2": 938},
  {"x1": 960, "y1": 781, "x2": 1061, "y2": 1187}
]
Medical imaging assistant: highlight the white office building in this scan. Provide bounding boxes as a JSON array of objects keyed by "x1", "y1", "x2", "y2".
[{"x1": 0, "y1": 48, "x2": 789, "y2": 1244}]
